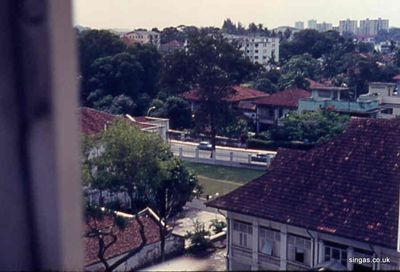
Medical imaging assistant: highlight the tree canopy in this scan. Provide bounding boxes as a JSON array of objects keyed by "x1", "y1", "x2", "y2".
[{"x1": 270, "y1": 110, "x2": 350, "y2": 144}]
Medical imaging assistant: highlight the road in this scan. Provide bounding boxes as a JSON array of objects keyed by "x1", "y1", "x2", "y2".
[{"x1": 170, "y1": 140, "x2": 276, "y2": 164}]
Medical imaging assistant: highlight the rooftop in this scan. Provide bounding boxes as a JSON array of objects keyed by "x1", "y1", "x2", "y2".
[
  {"x1": 181, "y1": 85, "x2": 268, "y2": 103},
  {"x1": 84, "y1": 208, "x2": 162, "y2": 266},
  {"x1": 208, "y1": 118, "x2": 400, "y2": 249},
  {"x1": 307, "y1": 78, "x2": 349, "y2": 91},
  {"x1": 254, "y1": 87, "x2": 310, "y2": 107},
  {"x1": 80, "y1": 107, "x2": 154, "y2": 135}
]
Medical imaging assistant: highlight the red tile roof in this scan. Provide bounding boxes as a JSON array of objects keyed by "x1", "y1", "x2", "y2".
[
  {"x1": 307, "y1": 78, "x2": 349, "y2": 91},
  {"x1": 80, "y1": 107, "x2": 153, "y2": 135},
  {"x1": 181, "y1": 85, "x2": 269, "y2": 103},
  {"x1": 84, "y1": 209, "x2": 161, "y2": 266},
  {"x1": 254, "y1": 87, "x2": 310, "y2": 107},
  {"x1": 393, "y1": 74, "x2": 400, "y2": 81},
  {"x1": 208, "y1": 118, "x2": 400, "y2": 249}
]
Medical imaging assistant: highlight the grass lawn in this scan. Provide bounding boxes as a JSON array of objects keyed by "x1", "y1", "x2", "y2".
[{"x1": 183, "y1": 162, "x2": 265, "y2": 197}]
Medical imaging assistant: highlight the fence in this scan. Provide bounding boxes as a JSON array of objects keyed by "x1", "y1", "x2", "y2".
[{"x1": 172, "y1": 146, "x2": 274, "y2": 170}]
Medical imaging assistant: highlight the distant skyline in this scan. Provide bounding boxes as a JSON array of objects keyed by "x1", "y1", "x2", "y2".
[{"x1": 73, "y1": 0, "x2": 400, "y2": 30}]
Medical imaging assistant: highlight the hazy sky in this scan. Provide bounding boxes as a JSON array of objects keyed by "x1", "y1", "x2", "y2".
[{"x1": 73, "y1": 0, "x2": 400, "y2": 30}]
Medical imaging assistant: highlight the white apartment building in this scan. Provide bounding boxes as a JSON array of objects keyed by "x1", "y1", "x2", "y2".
[
  {"x1": 359, "y1": 18, "x2": 389, "y2": 37},
  {"x1": 295, "y1": 21, "x2": 304, "y2": 30},
  {"x1": 316, "y1": 22, "x2": 333, "y2": 32},
  {"x1": 307, "y1": 19, "x2": 317, "y2": 30},
  {"x1": 339, "y1": 19, "x2": 358, "y2": 35},
  {"x1": 121, "y1": 30, "x2": 160, "y2": 48},
  {"x1": 224, "y1": 34, "x2": 280, "y2": 66}
]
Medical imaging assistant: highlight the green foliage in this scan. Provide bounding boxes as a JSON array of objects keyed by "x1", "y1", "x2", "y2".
[
  {"x1": 185, "y1": 220, "x2": 213, "y2": 253},
  {"x1": 209, "y1": 219, "x2": 227, "y2": 234},
  {"x1": 279, "y1": 53, "x2": 320, "y2": 89},
  {"x1": 82, "y1": 120, "x2": 200, "y2": 216},
  {"x1": 272, "y1": 110, "x2": 350, "y2": 144},
  {"x1": 222, "y1": 118, "x2": 249, "y2": 139},
  {"x1": 161, "y1": 32, "x2": 260, "y2": 148},
  {"x1": 149, "y1": 96, "x2": 192, "y2": 129},
  {"x1": 82, "y1": 120, "x2": 172, "y2": 211},
  {"x1": 79, "y1": 30, "x2": 161, "y2": 115},
  {"x1": 280, "y1": 29, "x2": 352, "y2": 61}
]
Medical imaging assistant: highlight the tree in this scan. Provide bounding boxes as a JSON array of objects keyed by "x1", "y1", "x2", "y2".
[
  {"x1": 271, "y1": 110, "x2": 350, "y2": 144},
  {"x1": 150, "y1": 96, "x2": 192, "y2": 129},
  {"x1": 278, "y1": 53, "x2": 321, "y2": 89},
  {"x1": 84, "y1": 203, "x2": 148, "y2": 272},
  {"x1": 222, "y1": 18, "x2": 237, "y2": 34},
  {"x1": 78, "y1": 30, "x2": 126, "y2": 101},
  {"x1": 161, "y1": 32, "x2": 259, "y2": 149},
  {"x1": 82, "y1": 120, "x2": 200, "y2": 268},
  {"x1": 151, "y1": 159, "x2": 201, "y2": 260}
]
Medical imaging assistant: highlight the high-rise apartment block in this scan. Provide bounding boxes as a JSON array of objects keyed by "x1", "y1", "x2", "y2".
[
  {"x1": 224, "y1": 34, "x2": 280, "y2": 67},
  {"x1": 339, "y1": 19, "x2": 358, "y2": 35},
  {"x1": 307, "y1": 19, "x2": 317, "y2": 30},
  {"x1": 295, "y1": 21, "x2": 304, "y2": 30},
  {"x1": 359, "y1": 18, "x2": 389, "y2": 37}
]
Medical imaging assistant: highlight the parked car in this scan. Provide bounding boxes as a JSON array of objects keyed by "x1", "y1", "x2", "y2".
[
  {"x1": 196, "y1": 141, "x2": 213, "y2": 151},
  {"x1": 251, "y1": 153, "x2": 269, "y2": 162}
]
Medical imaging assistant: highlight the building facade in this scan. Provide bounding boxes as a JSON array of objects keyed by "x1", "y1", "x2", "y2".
[
  {"x1": 121, "y1": 30, "x2": 160, "y2": 48},
  {"x1": 224, "y1": 34, "x2": 280, "y2": 66},
  {"x1": 295, "y1": 21, "x2": 304, "y2": 30},
  {"x1": 254, "y1": 87, "x2": 310, "y2": 127},
  {"x1": 359, "y1": 82, "x2": 400, "y2": 119},
  {"x1": 208, "y1": 118, "x2": 400, "y2": 271},
  {"x1": 359, "y1": 18, "x2": 389, "y2": 37},
  {"x1": 307, "y1": 20, "x2": 317, "y2": 30},
  {"x1": 298, "y1": 79, "x2": 379, "y2": 117},
  {"x1": 339, "y1": 19, "x2": 358, "y2": 36}
]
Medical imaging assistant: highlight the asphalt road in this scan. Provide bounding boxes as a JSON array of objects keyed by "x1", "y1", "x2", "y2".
[{"x1": 170, "y1": 140, "x2": 276, "y2": 164}]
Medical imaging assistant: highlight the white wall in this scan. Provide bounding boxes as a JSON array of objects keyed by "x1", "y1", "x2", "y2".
[{"x1": 86, "y1": 235, "x2": 184, "y2": 271}]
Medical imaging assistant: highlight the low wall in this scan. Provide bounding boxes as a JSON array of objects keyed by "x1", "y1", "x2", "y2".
[
  {"x1": 86, "y1": 234, "x2": 184, "y2": 271},
  {"x1": 179, "y1": 156, "x2": 267, "y2": 171}
]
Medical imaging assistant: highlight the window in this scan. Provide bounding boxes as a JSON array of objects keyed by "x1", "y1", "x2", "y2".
[
  {"x1": 269, "y1": 108, "x2": 274, "y2": 117},
  {"x1": 324, "y1": 245, "x2": 347, "y2": 266},
  {"x1": 295, "y1": 248, "x2": 305, "y2": 263},
  {"x1": 288, "y1": 235, "x2": 311, "y2": 266},
  {"x1": 255, "y1": 56, "x2": 259, "y2": 60},
  {"x1": 232, "y1": 220, "x2": 252, "y2": 249},
  {"x1": 259, "y1": 227, "x2": 280, "y2": 257},
  {"x1": 255, "y1": 50, "x2": 259, "y2": 53},
  {"x1": 382, "y1": 108, "x2": 393, "y2": 114}
]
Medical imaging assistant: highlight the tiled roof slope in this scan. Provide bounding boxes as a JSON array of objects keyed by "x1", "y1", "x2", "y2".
[
  {"x1": 254, "y1": 87, "x2": 310, "y2": 107},
  {"x1": 208, "y1": 118, "x2": 400, "y2": 249},
  {"x1": 84, "y1": 210, "x2": 161, "y2": 266},
  {"x1": 80, "y1": 107, "x2": 152, "y2": 135},
  {"x1": 181, "y1": 85, "x2": 269, "y2": 103}
]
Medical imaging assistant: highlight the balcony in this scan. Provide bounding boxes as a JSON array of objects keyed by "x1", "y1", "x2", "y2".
[{"x1": 298, "y1": 98, "x2": 379, "y2": 114}]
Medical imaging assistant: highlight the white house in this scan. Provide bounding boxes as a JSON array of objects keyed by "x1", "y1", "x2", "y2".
[
  {"x1": 359, "y1": 82, "x2": 400, "y2": 119},
  {"x1": 208, "y1": 118, "x2": 400, "y2": 271},
  {"x1": 121, "y1": 30, "x2": 160, "y2": 48}
]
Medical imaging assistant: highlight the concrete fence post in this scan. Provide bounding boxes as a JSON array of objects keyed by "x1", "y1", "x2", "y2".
[
  {"x1": 230, "y1": 152, "x2": 234, "y2": 164},
  {"x1": 248, "y1": 154, "x2": 252, "y2": 164},
  {"x1": 212, "y1": 150, "x2": 216, "y2": 163},
  {"x1": 179, "y1": 147, "x2": 183, "y2": 159},
  {"x1": 195, "y1": 149, "x2": 199, "y2": 160}
]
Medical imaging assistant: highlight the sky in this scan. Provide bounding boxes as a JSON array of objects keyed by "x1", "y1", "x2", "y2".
[{"x1": 73, "y1": 0, "x2": 400, "y2": 30}]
